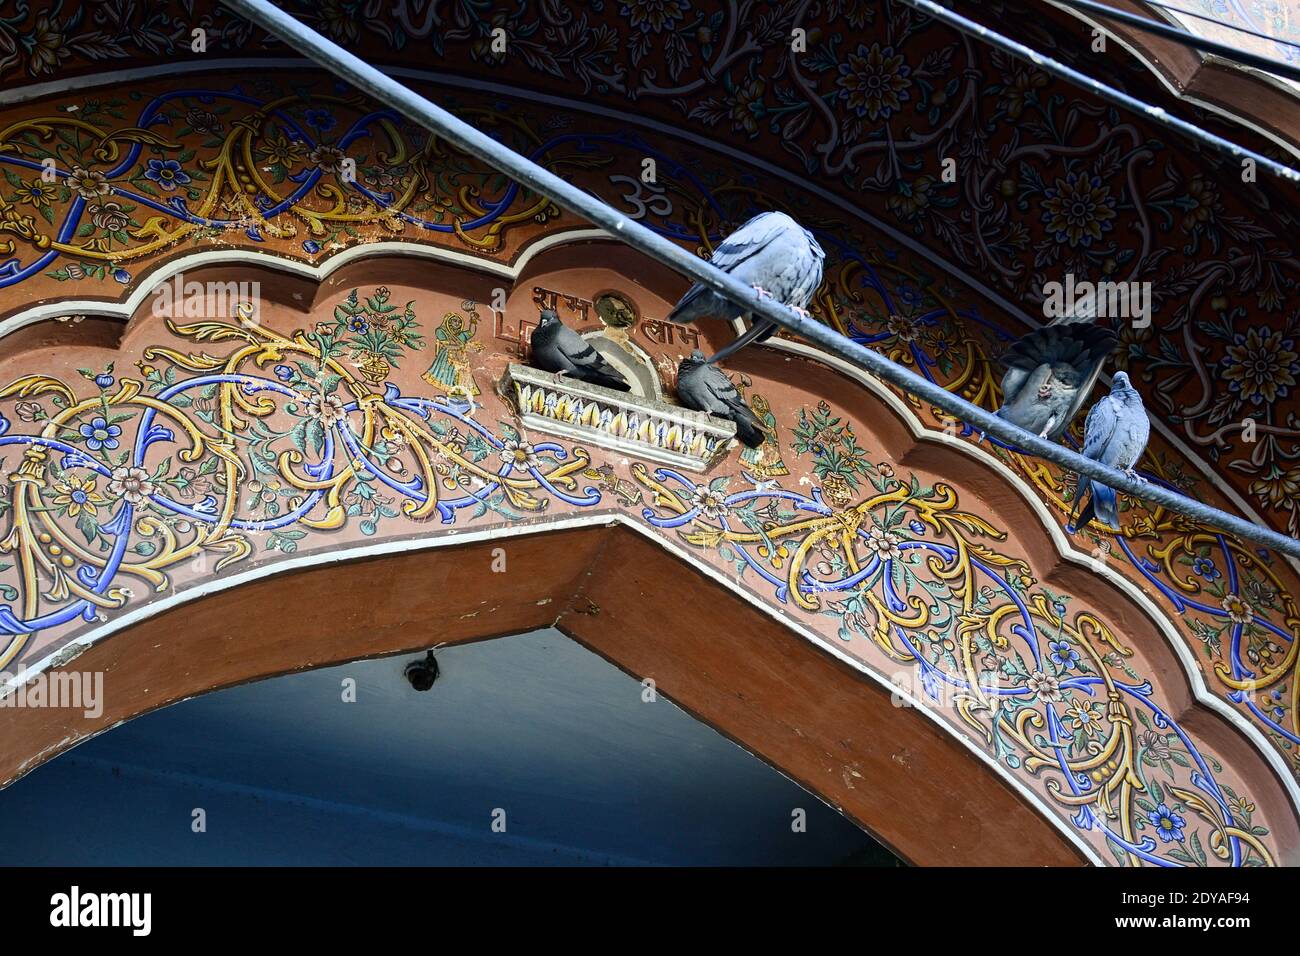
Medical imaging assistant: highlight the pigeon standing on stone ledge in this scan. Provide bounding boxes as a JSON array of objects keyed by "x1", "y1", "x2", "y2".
[
  {"x1": 529, "y1": 309, "x2": 631, "y2": 392},
  {"x1": 676, "y1": 350, "x2": 765, "y2": 448},
  {"x1": 1069, "y1": 371, "x2": 1150, "y2": 532},
  {"x1": 667, "y1": 210, "x2": 824, "y2": 365}
]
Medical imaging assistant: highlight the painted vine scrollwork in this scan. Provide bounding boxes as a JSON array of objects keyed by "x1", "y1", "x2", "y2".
[
  {"x1": 633, "y1": 449, "x2": 1274, "y2": 865},
  {"x1": 0, "y1": 295, "x2": 600, "y2": 670}
]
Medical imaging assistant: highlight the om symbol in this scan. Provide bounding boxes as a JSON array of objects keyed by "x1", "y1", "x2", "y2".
[{"x1": 608, "y1": 175, "x2": 673, "y2": 220}]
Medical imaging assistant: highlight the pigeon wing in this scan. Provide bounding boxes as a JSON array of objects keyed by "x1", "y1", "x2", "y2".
[
  {"x1": 553, "y1": 326, "x2": 629, "y2": 389},
  {"x1": 704, "y1": 366, "x2": 765, "y2": 447},
  {"x1": 707, "y1": 211, "x2": 798, "y2": 272},
  {"x1": 1000, "y1": 364, "x2": 1031, "y2": 405},
  {"x1": 1082, "y1": 394, "x2": 1122, "y2": 466}
]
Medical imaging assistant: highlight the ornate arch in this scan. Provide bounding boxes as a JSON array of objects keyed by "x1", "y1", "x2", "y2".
[{"x1": 0, "y1": 235, "x2": 1294, "y2": 866}]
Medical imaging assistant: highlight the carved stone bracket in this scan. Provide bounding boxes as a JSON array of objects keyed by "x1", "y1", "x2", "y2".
[{"x1": 503, "y1": 364, "x2": 736, "y2": 472}]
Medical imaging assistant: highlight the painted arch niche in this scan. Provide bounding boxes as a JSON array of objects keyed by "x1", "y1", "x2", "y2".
[{"x1": 0, "y1": 242, "x2": 1294, "y2": 867}]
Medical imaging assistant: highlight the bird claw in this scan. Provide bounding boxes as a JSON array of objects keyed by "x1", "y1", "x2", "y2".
[
  {"x1": 1125, "y1": 469, "x2": 1147, "y2": 483},
  {"x1": 791, "y1": 306, "x2": 811, "y2": 319},
  {"x1": 751, "y1": 284, "x2": 772, "y2": 299}
]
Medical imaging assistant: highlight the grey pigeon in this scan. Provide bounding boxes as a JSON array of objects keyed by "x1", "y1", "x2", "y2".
[
  {"x1": 996, "y1": 323, "x2": 1118, "y2": 440},
  {"x1": 676, "y1": 350, "x2": 764, "y2": 448},
  {"x1": 529, "y1": 309, "x2": 630, "y2": 392},
  {"x1": 1069, "y1": 371, "x2": 1150, "y2": 532},
  {"x1": 667, "y1": 210, "x2": 825, "y2": 365}
]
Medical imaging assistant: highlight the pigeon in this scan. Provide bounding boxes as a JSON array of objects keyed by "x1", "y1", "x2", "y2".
[
  {"x1": 676, "y1": 350, "x2": 765, "y2": 448},
  {"x1": 667, "y1": 210, "x2": 825, "y2": 365},
  {"x1": 995, "y1": 323, "x2": 1118, "y2": 441},
  {"x1": 529, "y1": 309, "x2": 630, "y2": 392},
  {"x1": 1069, "y1": 371, "x2": 1150, "y2": 532}
]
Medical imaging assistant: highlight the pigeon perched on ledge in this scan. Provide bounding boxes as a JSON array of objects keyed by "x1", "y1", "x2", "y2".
[
  {"x1": 529, "y1": 309, "x2": 630, "y2": 392},
  {"x1": 1069, "y1": 371, "x2": 1150, "y2": 532},
  {"x1": 996, "y1": 323, "x2": 1118, "y2": 441},
  {"x1": 667, "y1": 210, "x2": 824, "y2": 365},
  {"x1": 676, "y1": 350, "x2": 765, "y2": 448}
]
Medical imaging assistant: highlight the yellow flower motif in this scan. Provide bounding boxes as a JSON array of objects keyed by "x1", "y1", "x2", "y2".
[
  {"x1": 998, "y1": 69, "x2": 1047, "y2": 121},
  {"x1": 1222, "y1": 327, "x2": 1298, "y2": 406},
  {"x1": 51, "y1": 474, "x2": 106, "y2": 518},
  {"x1": 1250, "y1": 464, "x2": 1300, "y2": 512},
  {"x1": 1066, "y1": 698, "x2": 1103, "y2": 733},
  {"x1": 14, "y1": 179, "x2": 58, "y2": 207},
  {"x1": 1041, "y1": 172, "x2": 1116, "y2": 247}
]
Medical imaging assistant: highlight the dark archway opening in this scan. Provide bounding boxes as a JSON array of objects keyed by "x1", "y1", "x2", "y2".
[{"x1": 0, "y1": 627, "x2": 898, "y2": 865}]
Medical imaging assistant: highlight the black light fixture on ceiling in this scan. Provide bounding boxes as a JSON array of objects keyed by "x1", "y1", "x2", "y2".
[{"x1": 404, "y1": 651, "x2": 440, "y2": 692}]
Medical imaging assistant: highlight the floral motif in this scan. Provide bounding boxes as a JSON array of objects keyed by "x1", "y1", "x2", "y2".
[
  {"x1": 1040, "y1": 172, "x2": 1117, "y2": 248},
  {"x1": 499, "y1": 439, "x2": 540, "y2": 472},
  {"x1": 837, "y1": 43, "x2": 911, "y2": 121},
  {"x1": 1147, "y1": 803, "x2": 1187, "y2": 844},
  {"x1": 66, "y1": 166, "x2": 109, "y2": 201},
  {"x1": 78, "y1": 416, "x2": 121, "y2": 451},
  {"x1": 50, "y1": 474, "x2": 105, "y2": 518},
  {"x1": 143, "y1": 159, "x2": 191, "y2": 192},
  {"x1": 1221, "y1": 328, "x2": 1298, "y2": 407}
]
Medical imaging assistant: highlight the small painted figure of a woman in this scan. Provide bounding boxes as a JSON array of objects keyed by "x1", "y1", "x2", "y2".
[{"x1": 422, "y1": 310, "x2": 482, "y2": 397}]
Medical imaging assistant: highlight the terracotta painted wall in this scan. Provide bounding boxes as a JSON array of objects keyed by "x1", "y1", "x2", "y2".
[
  {"x1": 0, "y1": 8, "x2": 1297, "y2": 865},
  {"x1": 0, "y1": 238, "x2": 1292, "y2": 865}
]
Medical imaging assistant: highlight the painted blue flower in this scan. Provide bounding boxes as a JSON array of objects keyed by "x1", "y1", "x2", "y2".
[
  {"x1": 304, "y1": 108, "x2": 336, "y2": 132},
  {"x1": 302, "y1": 240, "x2": 322, "y2": 254},
  {"x1": 94, "y1": 372, "x2": 114, "y2": 389},
  {"x1": 144, "y1": 159, "x2": 191, "y2": 192},
  {"x1": 1192, "y1": 557, "x2": 1220, "y2": 581},
  {"x1": 273, "y1": 365, "x2": 294, "y2": 382},
  {"x1": 909, "y1": 519, "x2": 925, "y2": 535},
  {"x1": 79, "y1": 416, "x2": 121, "y2": 451},
  {"x1": 1048, "y1": 639, "x2": 1079, "y2": 670},
  {"x1": 1148, "y1": 803, "x2": 1186, "y2": 843},
  {"x1": 113, "y1": 269, "x2": 131, "y2": 284},
  {"x1": 348, "y1": 317, "x2": 368, "y2": 334},
  {"x1": 897, "y1": 283, "x2": 924, "y2": 308}
]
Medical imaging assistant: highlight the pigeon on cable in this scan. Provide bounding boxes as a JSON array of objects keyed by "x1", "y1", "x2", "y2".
[
  {"x1": 529, "y1": 309, "x2": 630, "y2": 392},
  {"x1": 666, "y1": 210, "x2": 824, "y2": 365},
  {"x1": 995, "y1": 322, "x2": 1118, "y2": 440},
  {"x1": 676, "y1": 350, "x2": 765, "y2": 448},
  {"x1": 1068, "y1": 371, "x2": 1151, "y2": 532}
]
